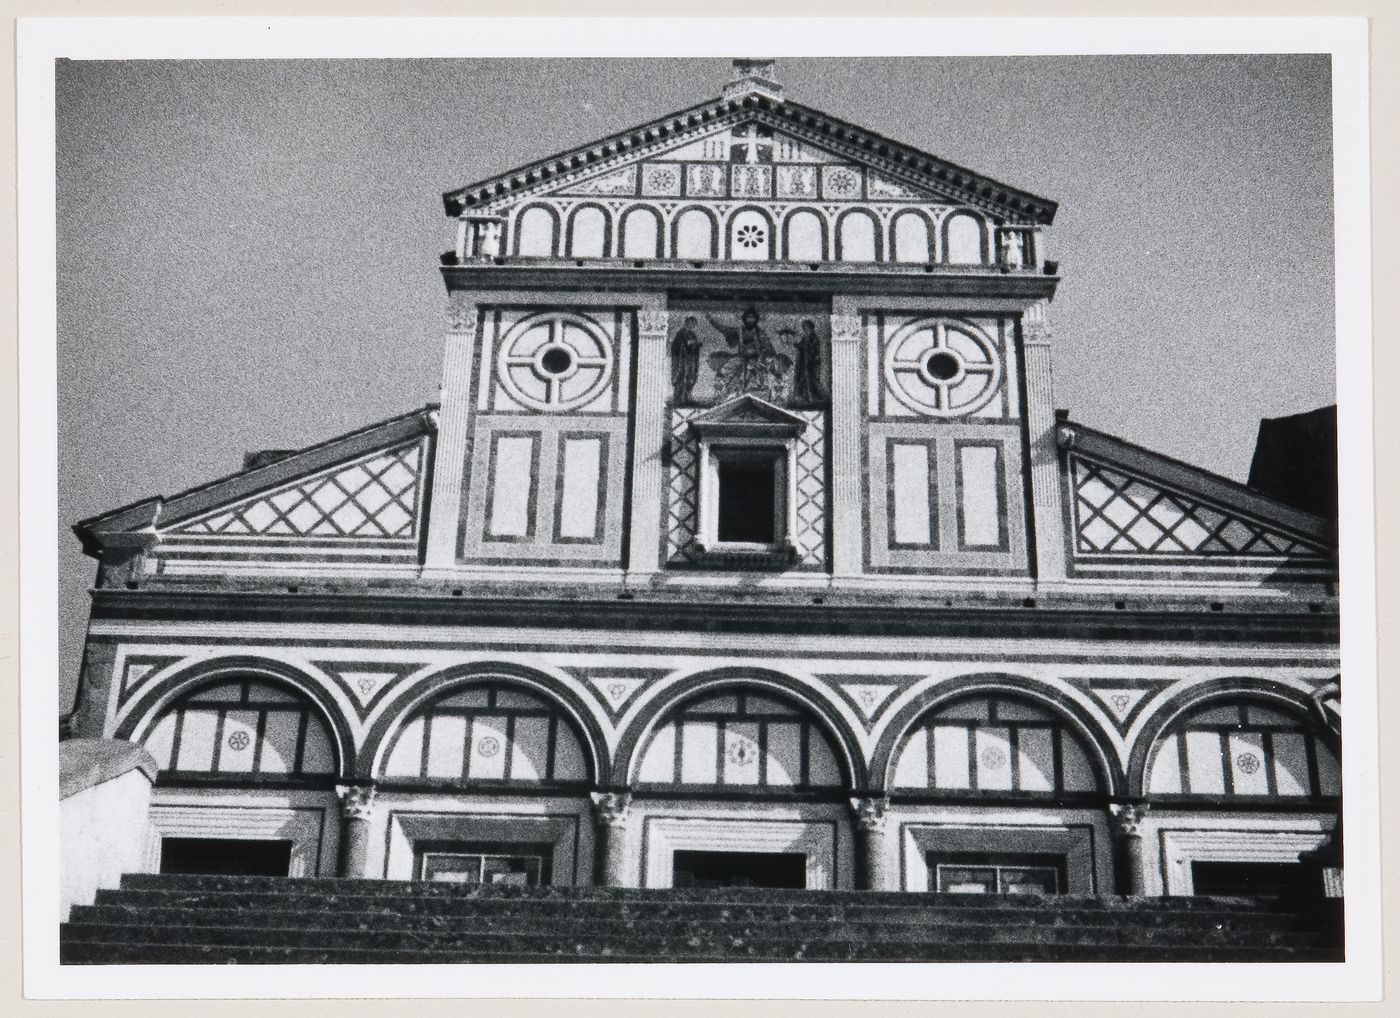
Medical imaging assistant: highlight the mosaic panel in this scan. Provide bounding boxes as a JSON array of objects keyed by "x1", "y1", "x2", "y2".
[
  {"x1": 822, "y1": 165, "x2": 864, "y2": 200},
  {"x1": 1071, "y1": 459, "x2": 1326, "y2": 557},
  {"x1": 686, "y1": 163, "x2": 727, "y2": 197},
  {"x1": 173, "y1": 443, "x2": 422, "y2": 540},
  {"x1": 564, "y1": 165, "x2": 637, "y2": 196},
  {"x1": 641, "y1": 163, "x2": 682, "y2": 196},
  {"x1": 776, "y1": 165, "x2": 820, "y2": 199},
  {"x1": 730, "y1": 164, "x2": 772, "y2": 198}
]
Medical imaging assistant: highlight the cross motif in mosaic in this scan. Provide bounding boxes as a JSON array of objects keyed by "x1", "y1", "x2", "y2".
[
  {"x1": 1071, "y1": 459, "x2": 1321, "y2": 557},
  {"x1": 666, "y1": 408, "x2": 701, "y2": 564},
  {"x1": 175, "y1": 443, "x2": 422, "y2": 540}
]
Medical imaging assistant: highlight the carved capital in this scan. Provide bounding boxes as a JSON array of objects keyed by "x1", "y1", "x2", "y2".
[
  {"x1": 1022, "y1": 299, "x2": 1053, "y2": 344},
  {"x1": 830, "y1": 312, "x2": 863, "y2": 345},
  {"x1": 590, "y1": 791, "x2": 633, "y2": 829},
  {"x1": 1056, "y1": 425, "x2": 1077, "y2": 450},
  {"x1": 636, "y1": 308, "x2": 669, "y2": 336},
  {"x1": 1110, "y1": 802, "x2": 1150, "y2": 837},
  {"x1": 447, "y1": 292, "x2": 478, "y2": 333},
  {"x1": 849, "y1": 796, "x2": 890, "y2": 834},
  {"x1": 336, "y1": 784, "x2": 377, "y2": 822}
]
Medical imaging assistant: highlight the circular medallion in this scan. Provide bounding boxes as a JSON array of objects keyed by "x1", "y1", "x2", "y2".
[
  {"x1": 226, "y1": 730, "x2": 250, "y2": 751},
  {"x1": 727, "y1": 737, "x2": 758, "y2": 766},
  {"x1": 884, "y1": 318, "x2": 1002, "y2": 418},
  {"x1": 736, "y1": 223, "x2": 766, "y2": 249},
  {"x1": 980, "y1": 746, "x2": 1008, "y2": 769},
  {"x1": 1235, "y1": 752, "x2": 1262, "y2": 774},
  {"x1": 477, "y1": 736, "x2": 501, "y2": 758},
  {"x1": 496, "y1": 311, "x2": 614, "y2": 411}
]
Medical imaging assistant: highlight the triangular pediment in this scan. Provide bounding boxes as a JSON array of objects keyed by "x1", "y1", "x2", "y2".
[
  {"x1": 445, "y1": 94, "x2": 1055, "y2": 224},
  {"x1": 690, "y1": 393, "x2": 807, "y2": 435},
  {"x1": 1058, "y1": 421, "x2": 1334, "y2": 560}
]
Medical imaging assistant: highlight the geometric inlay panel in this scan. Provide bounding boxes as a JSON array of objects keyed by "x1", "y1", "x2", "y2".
[
  {"x1": 173, "y1": 442, "x2": 422, "y2": 540},
  {"x1": 1071, "y1": 458, "x2": 1325, "y2": 557}
]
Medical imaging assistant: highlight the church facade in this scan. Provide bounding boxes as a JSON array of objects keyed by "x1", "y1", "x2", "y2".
[{"x1": 68, "y1": 61, "x2": 1340, "y2": 903}]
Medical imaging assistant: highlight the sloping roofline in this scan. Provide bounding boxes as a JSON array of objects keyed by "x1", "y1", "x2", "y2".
[{"x1": 442, "y1": 90, "x2": 1058, "y2": 225}]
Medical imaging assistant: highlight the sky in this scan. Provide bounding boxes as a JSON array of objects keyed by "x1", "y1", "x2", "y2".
[{"x1": 54, "y1": 55, "x2": 1337, "y2": 708}]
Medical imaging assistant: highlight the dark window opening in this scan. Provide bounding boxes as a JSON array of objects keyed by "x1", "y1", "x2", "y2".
[
  {"x1": 717, "y1": 455, "x2": 779, "y2": 543},
  {"x1": 159, "y1": 837, "x2": 293, "y2": 877},
  {"x1": 672, "y1": 850, "x2": 806, "y2": 889},
  {"x1": 1191, "y1": 861, "x2": 1306, "y2": 897},
  {"x1": 415, "y1": 840, "x2": 552, "y2": 887},
  {"x1": 927, "y1": 851, "x2": 1068, "y2": 895}
]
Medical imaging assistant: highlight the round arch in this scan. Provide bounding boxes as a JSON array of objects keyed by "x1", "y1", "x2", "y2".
[
  {"x1": 834, "y1": 207, "x2": 883, "y2": 262},
  {"x1": 670, "y1": 205, "x2": 719, "y2": 259},
  {"x1": 614, "y1": 667, "x2": 865, "y2": 789},
  {"x1": 890, "y1": 209, "x2": 936, "y2": 264},
  {"x1": 942, "y1": 210, "x2": 989, "y2": 265},
  {"x1": 781, "y1": 207, "x2": 828, "y2": 261},
  {"x1": 563, "y1": 202, "x2": 613, "y2": 258},
  {"x1": 1126, "y1": 678, "x2": 1334, "y2": 798},
  {"x1": 511, "y1": 202, "x2": 560, "y2": 257},
  {"x1": 361, "y1": 662, "x2": 610, "y2": 784},
  {"x1": 617, "y1": 203, "x2": 664, "y2": 259},
  {"x1": 723, "y1": 205, "x2": 777, "y2": 261},
  {"x1": 113, "y1": 655, "x2": 354, "y2": 780},
  {"x1": 870, "y1": 674, "x2": 1122, "y2": 797}
]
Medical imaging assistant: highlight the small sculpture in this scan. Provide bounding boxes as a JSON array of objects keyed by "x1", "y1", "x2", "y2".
[
  {"x1": 790, "y1": 318, "x2": 828, "y2": 405},
  {"x1": 670, "y1": 315, "x2": 702, "y2": 404},
  {"x1": 706, "y1": 308, "x2": 791, "y2": 402}
]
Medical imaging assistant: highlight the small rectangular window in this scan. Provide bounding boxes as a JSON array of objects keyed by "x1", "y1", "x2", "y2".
[{"x1": 716, "y1": 452, "x2": 782, "y2": 544}]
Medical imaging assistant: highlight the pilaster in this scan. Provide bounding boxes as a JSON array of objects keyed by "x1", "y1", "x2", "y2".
[
  {"x1": 829, "y1": 296, "x2": 865, "y2": 577},
  {"x1": 422, "y1": 292, "x2": 480, "y2": 572},
  {"x1": 625, "y1": 298, "x2": 669, "y2": 576},
  {"x1": 1022, "y1": 299, "x2": 1067, "y2": 583}
]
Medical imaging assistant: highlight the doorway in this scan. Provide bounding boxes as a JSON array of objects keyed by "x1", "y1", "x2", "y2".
[
  {"x1": 672, "y1": 850, "x2": 807, "y2": 889},
  {"x1": 1191, "y1": 860, "x2": 1307, "y2": 897},
  {"x1": 159, "y1": 837, "x2": 293, "y2": 877}
]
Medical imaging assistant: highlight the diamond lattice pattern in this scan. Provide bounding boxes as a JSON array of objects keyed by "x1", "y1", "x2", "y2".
[
  {"x1": 1072, "y1": 459, "x2": 1322, "y2": 557},
  {"x1": 175, "y1": 443, "x2": 422, "y2": 540}
]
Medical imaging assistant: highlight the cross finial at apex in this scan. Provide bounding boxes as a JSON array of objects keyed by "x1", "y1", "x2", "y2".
[{"x1": 723, "y1": 58, "x2": 783, "y2": 102}]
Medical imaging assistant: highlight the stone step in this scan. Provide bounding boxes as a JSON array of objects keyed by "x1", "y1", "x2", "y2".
[
  {"x1": 58, "y1": 934, "x2": 1344, "y2": 965},
  {"x1": 114, "y1": 873, "x2": 1302, "y2": 912},
  {"x1": 69, "y1": 902, "x2": 1330, "y2": 939}
]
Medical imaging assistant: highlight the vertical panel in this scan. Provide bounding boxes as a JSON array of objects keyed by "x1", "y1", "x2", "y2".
[
  {"x1": 890, "y1": 443, "x2": 934, "y2": 545},
  {"x1": 958, "y1": 444, "x2": 1004, "y2": 548},
  {"x1": 730, "y1": 210, "x2": 771, "y2": 260},
  {"x1": 1059, "y1": 732, "x2": 1098, "y2": 792},
  {"x1": 384, "y1": 717, "x2": 425, "y2": 777},
  {"x1": 893, "y1": 212, "x2": 930, "y2": 263},
  {"x1": 638, "y1": 724, "x2": 676, "y2": 783},
  {"x1": 467, "y1": 715, "x2": 509, "y2": 780},
  {"x1": 259, "y1": 711, "x2": 301, "y2": 774},
  {"x1": 679, "y1": 720, "x2": 718, "y2": 783},
  {"x1": 765, "y1": 722, "x2": 802, "y2": 786},
  {"x1": 1184, "y1": 731, "x2": 1226, "y2": 794},
  {"x1": 1147, "y1": 735, "x2": 1183, "y2": 794},
  {"x1": 722, "y1": 722, "x2": 761, "y2": 785},
  {"x1": 426, "y1": 715, "x2": 467, "y2": 779},
  {"x1": 517, "y1": 207, "x2": 556, "y2": 256},
  {"x1": 143, "y1": 713, "x2": 177, "y2": 770},
  {"x1": 785, "y1": 210, "x2": 824, "y2": 261},
  {"x1": 806, "y1": 732, "x2": 842, "y2": 786},
  {"x1": 299, "y1": 717, "x2": 336, "y2": 775},
  {"x1": 557, "y1": 437, "x2": 603, "y2": 540},
  {"x1": 552, "y1": 724, "x2": 588, "y2": 781},
  {"x1": 487, "y1": 435, "x2": 537, "y2": 538},
  {"x1": 932, "y1": 725, "x2": 971, "y2": 789},
  {"x1": 568, "y1": 206, "x2": 607, "y2": 257},
  {"x1": 1227, "y1": 731, "x2": 1269, "y2": 795},
  {"x1": 510, "y1": 716, "x2": 551, "y2": 781},
  {"x1": 218, "y1": 710, "x2": 260, "y2": 773},
  {"x1": 1315, "y1": 741, "x2": 1341, "y2": 796},
  {"x1": 1270, "y1": 731, "x2": 1311, "y2": 795},
  {"x1": 838, "y1": 212, "x2": 878, "y2": 262},
  {"x1": 621, "y1": 208, "x2": 659, "y2": 259},
  {"x1": 1016, "y1": 727, "x2": 1055, "y2": 791},
  {"x1": 892, "y1": 727, "x2": 928, "y2": 788},
  {"x1": 974, "y1": 727, "x2": 1013, "y2": 790},
  {"x1": 945, "y1": 213, "x2": 983, "y2": 264},
  {"x1": 175, "y1": 710, "x2": 218, "y2": 771},
  {"x1": 675, "y1": 209, "x2": 713, "y2": 258}
]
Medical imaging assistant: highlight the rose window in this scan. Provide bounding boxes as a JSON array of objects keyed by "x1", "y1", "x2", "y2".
[
  {"x1": 496, "y1": 311, "x2": 614, "y2": 411},
  {"x1": 884, "y1": 318, "x2": 1002, "y2": 417},
  {"x1": 736, "y1": 224, "x2": 766, "y2": 249}
]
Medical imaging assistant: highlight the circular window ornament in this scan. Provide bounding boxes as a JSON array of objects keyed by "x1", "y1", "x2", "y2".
[
  {"x1": 884, "y1": 318, "x2": 1002, "y2": 417},
  {"x1": 736, "y1": 223, "x2": 766, "y2": 249},
  {"x1": 477, "y1": 736, "x2": 501, "y2": 758},
  {"x1": 497, "y1": 311, "x2": 614, "y2": 411},
  {"x1": 227, "y1": 731, "x2": 250, "y2": 751},
  {"x1": 1235, "y1": 752, "x2": 1262, "y2": 775}
]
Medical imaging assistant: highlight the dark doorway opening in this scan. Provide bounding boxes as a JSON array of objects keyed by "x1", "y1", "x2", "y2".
[
  {"x1": 1191, "y1": 861, "x2": 1307, "y2": 897},
  {"x1": 672, "y1": 850, "x2": 806, "y2": 889},
  {"x1": 717, "y1": 455, "x2": 779, "y2": 543},
  {"x1": 159, "y1": 837, "x2": 293, "y2": 876}
]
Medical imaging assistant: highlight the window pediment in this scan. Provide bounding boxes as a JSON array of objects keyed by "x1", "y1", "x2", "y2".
[{"x1": 689, "y1": 394, "x2": 806, "y2": 440}]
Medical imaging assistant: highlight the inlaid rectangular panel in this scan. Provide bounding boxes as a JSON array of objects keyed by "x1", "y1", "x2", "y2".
[
  {"x1": 486, "y1": 435, "x2": 538, "y2": 540},
  {"x1": 956, "y1": 442, "x2": 1006, "y2": 550},
  {"x1": 889, "y1": 441, "x2": 936, "y2": 547}
]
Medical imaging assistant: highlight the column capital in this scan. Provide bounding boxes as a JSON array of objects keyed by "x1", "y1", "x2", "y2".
[
  {"x1": 1022, "y1": 298, "x2": 1053, "y2": 344},
  {"x1": 590, "y1": 791, "x2": 633, "y2": 829},
  {"x1": 849, "y1": 795, "x2": 890, "y2": 833},
  {"x1": 447, "y1": 291, "x2": 479, "y2": 333},
  {"x1": 1109, "y1": 801, "x2": 1150, "y2": 837},
  {"x1": 336, "y1": 783, "x2": 377, "y2": 822},
  {"x1": 637, "y1": 307, "x2": 669, "y2": 336}
]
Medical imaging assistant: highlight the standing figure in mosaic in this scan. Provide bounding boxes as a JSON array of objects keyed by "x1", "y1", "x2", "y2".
[
  {"x1": 706, "y1": 308, "x2": 791, "y2": 402},
  {"x1": 790, "y1": 318, "x2": 828, "y2": 406},
  {"x1": 670, "y1": 316, "x2": 702, "y2": 405}
]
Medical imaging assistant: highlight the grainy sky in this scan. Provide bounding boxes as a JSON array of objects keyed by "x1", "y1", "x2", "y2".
[{"x1": 55, "y1": 55, "x2": 1336, "y2": 706}]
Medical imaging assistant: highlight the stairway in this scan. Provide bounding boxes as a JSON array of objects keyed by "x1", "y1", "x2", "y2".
[{"x1": 60, "y1": 874, "x2": 1344, "y2": 964}]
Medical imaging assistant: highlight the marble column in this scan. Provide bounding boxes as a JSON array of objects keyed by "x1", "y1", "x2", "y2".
[
  {"x1": 850, "y1": 796, "x2": 890, "y2": 891},
  {"x1": 828, "y1": 297, "x2": 865, "y2": 577},
  {"x1": 1110, "y1": 802, "x2": 1150, "y2": 896},
  {"x1": 590, "y1": 791, "x2": 633, "y2": 888},
  {"x1": 335, "y1": 784, "x2": 377, "y2": 879}
]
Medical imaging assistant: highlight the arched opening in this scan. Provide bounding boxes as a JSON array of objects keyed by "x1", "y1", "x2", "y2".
[
  {"x1": 566, "y1": 205, "x2": 610, "y2": 258},
  {"x1": 727, "y1": 209, "x2": 773, "y2": 261},
  {"x1": 381, "y1": 681, "x2": 592, "y2": 786},
  {"x1": 944, "y1": 212, "x2": 986, "y2": 265},
  {"x1": 620, "y1": 206, "x2": 662, "y2": 259},
  {"x1": 674, "y1": 208, "x2": 715, "y2": 259},
  {"x1": 141, "y1": 676, "x2": 338, "y2": 778},
  {"x1": 836, "y1": 210, "x2": 879, "y2": 262},
  {"x1": 783, "y1": 209, "x2": 825, "y2": 261},
  {"x1": 515, "y1": 205, "x2": 557, "y2": 257},
  {"x1": 892, "y1": 211, "x2": 932, "y2": 264}
]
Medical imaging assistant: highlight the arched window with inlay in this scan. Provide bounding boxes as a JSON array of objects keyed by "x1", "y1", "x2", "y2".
[
  {"x1": 515, "y1": 205, "x2": 557, "y2": 257},
  {"x1": 635, "y1": 689, "x2": 845, "y2": 790},
  {"x1": 1146, "y1": 699, "x2": 1340, "y2": 799},
  {"x1": 783, "y1": 209, "x2": 825, "y2": 261},
  {"x1": 566, "y1": 205, "x2": 610, "y2": 258},
  {"x1": 944, "y1": 212, "x2": 986, "y2": 265},
  {"x1": 836, "y1": 210, "x2": 879, "y2": 262},
  {"x1": 892, "y1": 211, "x2": 932, "y2": 264},
  {"x1": 382, "y1": 683, "x2": 591, "y2": 785},
  {"x1": 674, "y1": 208, "x2": 715, "y2": 259},
  {"x1": 728, "y1": 209, "x2": 773, "y2": 261},
  {"x1": 141, "y1": 678, "x2": 338, "y2": 778},
  {"x1": 620, "y1": 207, "x2": 662, "y2": 259},
  {"x1": 891, "y1": 694, "x2": 1102, "y2": 796}
]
